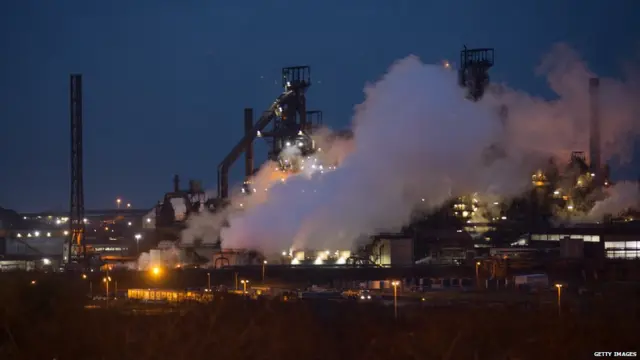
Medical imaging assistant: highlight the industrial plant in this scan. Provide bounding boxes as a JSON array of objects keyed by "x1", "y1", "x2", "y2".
[{"x1": 1, "y1": 45, "x2": 639, "y2": 279}]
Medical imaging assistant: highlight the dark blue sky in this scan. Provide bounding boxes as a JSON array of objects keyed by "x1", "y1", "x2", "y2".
[{"x1": 1, "y1": 0, "x2": 638, "y2": 212}]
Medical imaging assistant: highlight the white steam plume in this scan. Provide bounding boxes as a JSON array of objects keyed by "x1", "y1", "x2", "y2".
[
  {"x1": 186, "y1": 44, "x2": 640, "y2": 255},
  {"x1": 588, "y1": 182, "x2": 640, "y2": 221},
  {"x1": 220, "y1": 55, "x2": 535, "y2": 254},
  {"x1": 181, "y1": 161, "x2": 289, "y2": 246}
]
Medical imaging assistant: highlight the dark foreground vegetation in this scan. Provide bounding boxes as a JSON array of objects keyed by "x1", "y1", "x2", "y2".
[{"x1": 0, "y1": 275, "x2": 638, "y2": 360}]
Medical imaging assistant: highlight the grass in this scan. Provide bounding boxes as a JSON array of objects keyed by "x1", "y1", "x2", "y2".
[{"x1": 0, "y1": 275, "x2": 638, "y2": 360}]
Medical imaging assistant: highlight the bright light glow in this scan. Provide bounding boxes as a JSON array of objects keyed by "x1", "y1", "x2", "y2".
[
  {"x1": 298, "y1": 130, "x2": 303, "y2": 136},
  {"x1": 42, "y1": 258, "x2": 51, "y2": 265},
  {"x1": 127, "y1": 203, "x2": 131, "y2": 208},
  {"x1": 314, "y1": 257, "x2": 324, "y2": 265},
  {"x1": 128, "y1": 222, "x2": 132, "y2": 226},
  {"x1": 291, "y1": 258, "x2": 300, "y2": 265},
  {"x1": 46, "y1": 232, "x2": 51, "y2": 237},
  {"x1": 16, "y1": 233, "x2": 21, "y2": 238},
  {"x1": 55, "y1": 219, "x2": 61, "y2": 225},
  {"x1": 34, "y1": 231, "x2": 40, "y2": 237},
  {"x1": 146, "y1": 218, "x2": 151, "y2": 223},
  {"x1": 152, "y1": 267, "x2": 161, "y2": 276},
  {"x1": 135, "y1": 233, "x2": 142, "y2": 240},
  {"x1": 282, "y1": 251, "x2": 287, "y2": 256},
  {"x1": 63, "y1": 230, "x2": 69, "y2": 236},
  {"x1": 285, "y1": 142, "x2": 291, "y2": 147}
]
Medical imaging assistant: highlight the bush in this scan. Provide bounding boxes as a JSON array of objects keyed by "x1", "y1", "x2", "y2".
[{"x1": 0, "y1": 275, "x2": 638, "y2": 359}]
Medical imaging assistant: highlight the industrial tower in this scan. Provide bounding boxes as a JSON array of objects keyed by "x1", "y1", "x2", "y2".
[
  {"x1": 458, "y1": 46, "x2": 495, "y2": 101},
  {"x1": 217, "y1": 66, "x2": 322, "y2": 200},
  {"x1": 67, "y1": 74, "x2": 86, "y2": 264}
]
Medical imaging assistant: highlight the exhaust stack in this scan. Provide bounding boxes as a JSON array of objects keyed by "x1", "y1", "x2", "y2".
[
  {"x1": 244, "y1": 108, "x2": 254, "y2": 180},
  {"x1": 173, "y1": 174, "x2": 180, "y2": 193},
  {"x1": 589, "y1": 78, "x2": 601, "y2": 182}
]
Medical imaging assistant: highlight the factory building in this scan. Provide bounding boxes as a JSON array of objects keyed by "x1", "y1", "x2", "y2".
[
  {"x1": 370, "y1": 234, "x2": 414, "y2": 266},
  {"x1": 515, "y1": 224, "x2": 640, "y2": 260}
]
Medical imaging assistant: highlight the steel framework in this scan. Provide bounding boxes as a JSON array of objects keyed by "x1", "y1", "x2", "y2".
[{"x1": 68, "y1": 74, "x2": 86, "y2": 264}]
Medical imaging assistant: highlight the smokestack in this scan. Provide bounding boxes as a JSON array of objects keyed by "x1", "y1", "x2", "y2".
[
  {"x1": 589, "y1": 77, "x2": 601, "y2": 181},
  {"x1": 244, "y1": 108, "x2": 254, "y2": 179},
  {"x1": 173, "y1": 174, "x2": 180, "y2": 193}
]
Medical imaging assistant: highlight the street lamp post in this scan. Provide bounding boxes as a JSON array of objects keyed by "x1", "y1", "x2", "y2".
[
  {"x1": 103, "y1": 276, "x2": 112, "y2": 307},
  {"x1": 555, "y1": 283, "x2": 563, "y2": 315},
  {"x1": 134, "y1": 234, "x2": 142, "y2": 254},
  {"x1": 240, "y1": 280, "x2": 249, "y2": 295},
  {"x1": 116, "y1": 198, "x2": 121, "y2": 209},
  {"x1": 475, "y1": 261, "x2": 481, "y2": 288},
  {"x1": 82, "y1": 273, "x2": 93, "y2": 298},
  {"x1": 262, "y1": 260, "x2": 267, "y2": 283},
  {"x1": 391, "y1": 280, "x2": 400, "y2": 319},
  {"x1": 207, "y1": 272, "x2": 211, "y2": 291}
]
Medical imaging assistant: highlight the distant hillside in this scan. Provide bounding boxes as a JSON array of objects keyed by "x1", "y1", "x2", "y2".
[{"x1": 0, "y1": 207, "x2": 22, "y2": 229}]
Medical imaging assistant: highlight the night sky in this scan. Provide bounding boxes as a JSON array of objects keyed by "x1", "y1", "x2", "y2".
[{"x1": 1, "y1": 0, "x2": 638, "y2": 212}]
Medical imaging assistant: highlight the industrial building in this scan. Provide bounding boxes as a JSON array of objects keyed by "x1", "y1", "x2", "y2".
[
  {"x1": 3, "y1": 45, "x2": 639, "y2": 274},
  {"x1": 127, "y1": 288, "x2": 213, "y2": 303}
]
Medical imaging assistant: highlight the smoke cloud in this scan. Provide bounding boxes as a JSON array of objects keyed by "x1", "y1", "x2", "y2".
[
  {"x1": 588, "y1": 182, "x2": 640, "y2": 221},
  {"x1": 184, "y1": 43, "x2": 640, "y2": 255}
]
